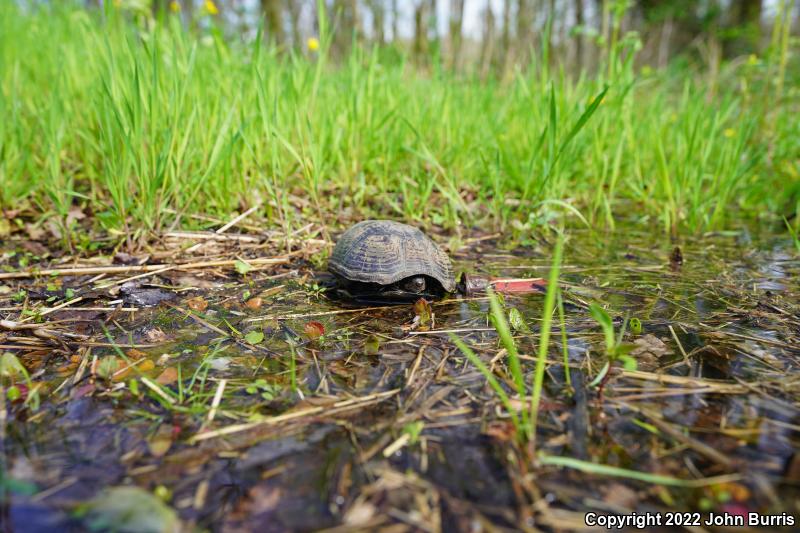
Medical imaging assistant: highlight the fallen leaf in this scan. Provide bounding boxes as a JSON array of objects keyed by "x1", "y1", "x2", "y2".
[
  {"x1": 363, "y1": 335, "x2": 380, "y2": 356},
  {"x1": 143, "y1": 327, "x2": 167, "y2": 343},
  {"x1": 244, "y1": 330, "x2": 264, "y2": 345},
  {"x1": 491, "y1": 277, "x2": 546, "y2": 294},
  {"x1": 628, "y1": 334, "x2": 671, "y2": 370},
  {"x1": 601, "y1": 482, "x2": 639, "y2": 508},
  {"x1": 186, "y1": 296, "x2": 208, "y2": 312},
  {"x1": 25, "y1": 223, "x2": 45, "y2": 240},
  {"x1": 113, "y1": 252, "x2": 150, "y2": 266},
  {"x1": 630, "y1": 334, "x2": 671, "y2": 358},
  {"x1": 84, "y1": 486, "x2": 179, "y2": 533},
  {"x1": 344, "y1": 501, "x2": 377, "y2": 527},
  {"x1": 127, "y1": 349, "x2": 148, "y2": 360},
  {"x1": 72, "y1": 383, "x2": 96, "y2": 399},
  {"x1": 245, "y1": 297, "x2": 263, "y2": 310},
  {"x1": 147, "y1": 425, "x2": 174, "y2": 458},
  {"x1": 138, "y1": 360, "x2": 155, "y2": 372},
  {"x1": 95, "y1": 356, "x2": 120, "y2": 380},
  {"x1": 172, "y1": 275, "x2": 218, "y2": 289},
  {"x1": 120, "y1": 284, "x2": 176, "y2": 307},
  {"x1": 304, "y1": 321, "x2": 325, "y2": 340},
  {"x1": 209, "y1": 357, "x2": 231, "y2": 371},
  {"x1": 413, "y1": 298, "x2": 432, "y2": 327},
  {"x1": 155, "y1": 367, "x2": 178, "y2": 385},
  {"x1": 485, "y1": 421, "x2": 516, "y2": 442}
]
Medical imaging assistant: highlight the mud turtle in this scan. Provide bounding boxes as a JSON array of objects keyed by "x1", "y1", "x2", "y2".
[{"x1": 329, "y1": 220, "x2": 456, "y2": 303}]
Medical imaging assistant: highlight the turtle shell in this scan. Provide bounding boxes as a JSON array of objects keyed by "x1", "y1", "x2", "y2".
[{"x1": 329, "y1": 220, "x2": 456, "y2": 293}]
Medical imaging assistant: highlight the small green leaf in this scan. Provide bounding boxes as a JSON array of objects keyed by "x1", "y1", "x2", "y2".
[
  {"x1": 235, "y1": 259, "x2": 253, "y2": 276},
  {"x1": 588, "y1": 360, "x2": 611, "y2": 388},
  {"x1": 0, "y1": 352, "x2": 31, "y2": 383},
  {"x1": 629, "y1": 317, "x2": 643, "y2": 335},
  {"x1": 403, "y1": 421, "x2": 425, "y2": 444},
  {"x1": 7, "y1": 385, "x2": 21, "y2": 401},
  {"x1": 507, "y1": 308, "x2": 527, "y2": 332},
  {"x1": 261, "y1": 390, "x2": 276, "y2": 401},
  {"x1": 617, "y1": 354, "x2": 638, "y2": 371},
  {"x1": 631, "y1": 418, "x2": 660, "y2": 434},
  {"x1": 589, "y1": 303, "x2": 615, "y2": 353},
  {"x1": 244, "y1": 330, "x2": 264, "y2": 345},
  {"x1": 363, "y1": 335, "x2": 380, "y2": 356}
]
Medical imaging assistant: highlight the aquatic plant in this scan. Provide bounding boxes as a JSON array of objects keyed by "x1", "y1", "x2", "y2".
[
  {"x1": 452, "y1": 234, "x2": 564, "y2": 447},
  {"x1": 586, "y1": 304, "x2": 637, "y2": 387}
]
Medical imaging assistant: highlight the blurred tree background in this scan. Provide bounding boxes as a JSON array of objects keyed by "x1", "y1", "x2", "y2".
[{"x1": 88, "y1": 0, "x2": 797, "y2": 73}]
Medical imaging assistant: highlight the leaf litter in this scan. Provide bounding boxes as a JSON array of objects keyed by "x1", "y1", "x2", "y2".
[{"x1": 0, "y1": 224, "x2": 799, "y2": 530}]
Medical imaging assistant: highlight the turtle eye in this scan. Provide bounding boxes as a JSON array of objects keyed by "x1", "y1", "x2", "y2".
[{"x1": 408, "y1": 277, "x2": 426, "y2": 293}]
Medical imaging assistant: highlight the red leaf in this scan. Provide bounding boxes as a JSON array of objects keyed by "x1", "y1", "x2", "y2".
[
  {"x1": 490, "y1": 278, "x2": 546, "y2": 294},
  {"x1": 304, "y1": 321, "x2": 325, "y2": 340},
  {"x1": 413, "y1": 298, "x2": 432, "y2": 327}
]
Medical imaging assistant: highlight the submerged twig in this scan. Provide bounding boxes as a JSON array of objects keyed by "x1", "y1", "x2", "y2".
[{"x1": 189, "y1": 388, "x2": 401, "y2": 443}]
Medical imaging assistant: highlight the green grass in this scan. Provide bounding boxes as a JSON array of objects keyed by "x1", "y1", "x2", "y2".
[
  {"x1": 0, "y1": 2, "x2": 798, "y2": 246},
  {"x1": 451, "y1": 233, "x2": 564, "y2": 446}
]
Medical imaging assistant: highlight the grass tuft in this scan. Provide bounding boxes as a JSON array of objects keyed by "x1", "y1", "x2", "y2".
[{"x1": 1, "y1": 3, "x2": 798, "y2": 243}]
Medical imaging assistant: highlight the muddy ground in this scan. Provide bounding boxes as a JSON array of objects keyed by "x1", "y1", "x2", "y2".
[{"x1": 1, "y1": 225, "x2": 799, "y2": 532}]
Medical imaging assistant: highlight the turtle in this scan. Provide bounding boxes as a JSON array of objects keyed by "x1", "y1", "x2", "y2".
[{"x1": 328, "y1": 220, "x2": 456, "y2": 304}]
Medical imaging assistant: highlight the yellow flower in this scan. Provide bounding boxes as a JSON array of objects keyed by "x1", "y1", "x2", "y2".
[
  {"x1": 307, "y1": 37, "x2": 320, "y2": 52},
  {"x1": 641, "y1": 65, "x2": 653, "y2": 76},
  {"x1": 169, "y1": 1, "x2": 180, "y2": 13},
  {"x1": 747, "y1": 54, "x2": 759, "y2": 66},
  {"x1": 723, "y1": 128, "x2": 736, "y2": 138},
  {"x1": 204, "y1": 0, "x2": 218, "y2": 15}
]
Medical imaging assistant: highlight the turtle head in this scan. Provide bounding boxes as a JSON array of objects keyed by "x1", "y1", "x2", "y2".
[{"x1": 401, "y1": 276, "x2": 427, "y2": 294}]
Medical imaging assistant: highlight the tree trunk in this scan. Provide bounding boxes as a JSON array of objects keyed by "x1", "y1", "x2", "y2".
[
  {"x1": 516, "y1": 0, "x2": 534, "y2": 66},
  {"x1": 332, "y1": 0, "x2": 362, "y2": 58},
  {"x1": 548, "y1": 0, "x2": 557, "y2": 60},
  {"x1": 498, "y1": 0, "x2": 512, "y2": 71},
  {"x1": 413, "y1": 1, "x2": 430, "y2": 66},
  {"x1": 151, "y1": 0, "x2": 168, "y2": 16},
  {"x1": 367, "y1": 0, "x2": 386, "y2": 46},
  {"x1": 260, "y1": 0, "x2": 285, "y2": 46},
  {"x1": 286, "y1": 0, "x2": 302, "y2": 50},
  {"x1": 479, "y1": 2, "x2": 496, "y2": 78},
  {"x1": 448, "y1": 0, "x2": 466, "y2": 72},
  {"x1": 391, "y1": 0, "x2": 400, "y2": 42},
  {"x1": 658, "y1": 15, "x2": 673, "y2": 69},
  {"x1": 574, "y1": 0, "x2": 584, "y2": 70},
  {"x1": 724, "y1": 0, "x2": 762, "y2": 57}
]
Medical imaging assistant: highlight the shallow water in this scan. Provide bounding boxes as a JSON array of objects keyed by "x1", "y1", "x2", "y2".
[{"x1": 2, "y1": 226, "x2": 800, "y2": 531}]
